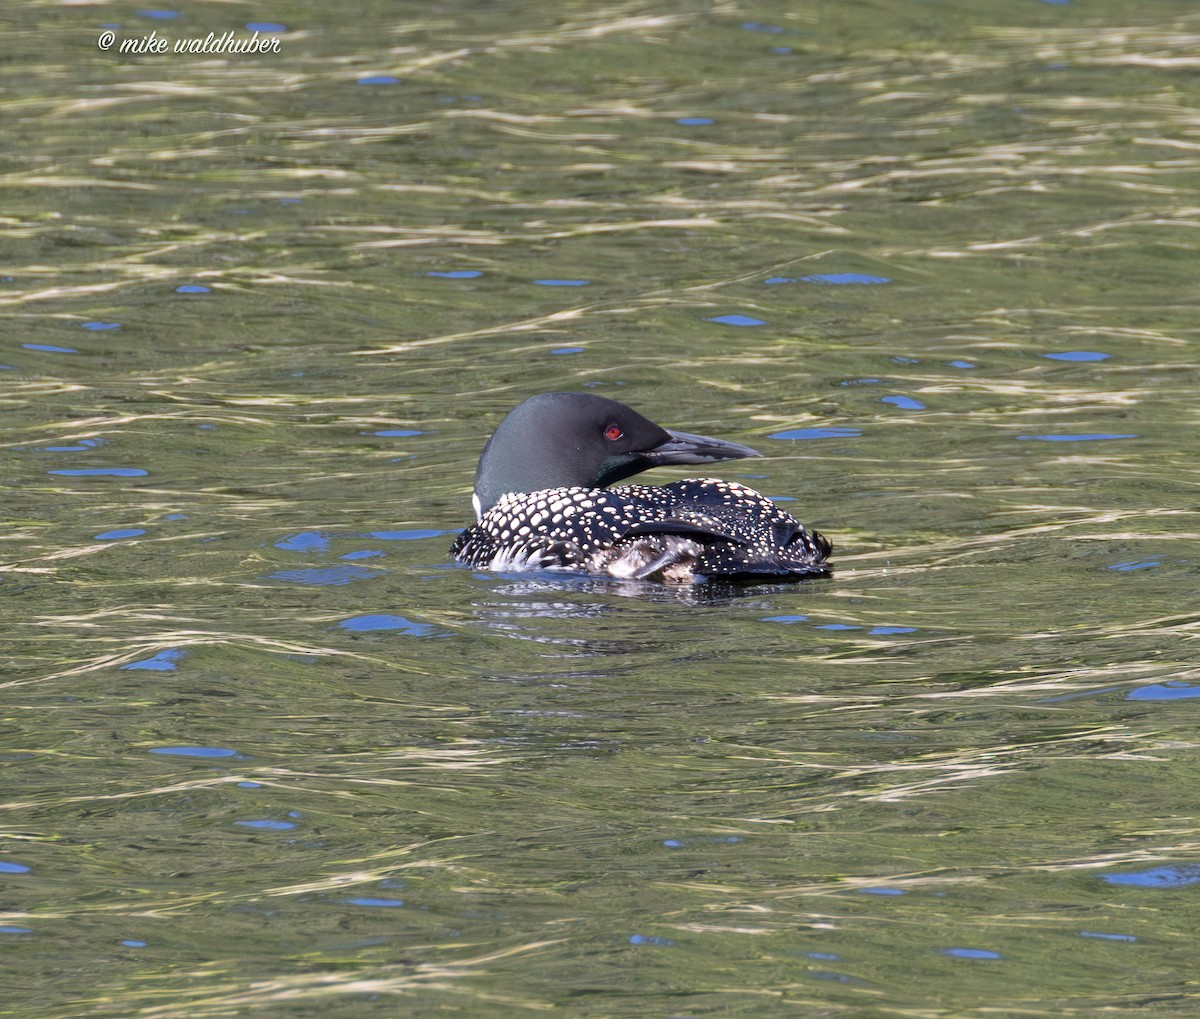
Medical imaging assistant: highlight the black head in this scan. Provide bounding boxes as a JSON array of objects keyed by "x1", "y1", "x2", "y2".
[{"x1": 472, "y1": 392, "x2": 760, "y2": 517}]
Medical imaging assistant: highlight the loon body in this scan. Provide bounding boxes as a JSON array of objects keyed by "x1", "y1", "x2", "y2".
[{"x1": 449, "y1": 392, "x2": 831, "y2": 584}]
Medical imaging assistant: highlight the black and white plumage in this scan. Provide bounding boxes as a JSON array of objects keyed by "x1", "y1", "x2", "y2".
[{"x1": 449, "y1": 392, "x2": 831, "y2": 584}]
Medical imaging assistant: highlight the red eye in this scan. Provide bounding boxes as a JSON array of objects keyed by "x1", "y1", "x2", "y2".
[{"x1": 604, "y1": 424, "x2": 623, "y2": 441}]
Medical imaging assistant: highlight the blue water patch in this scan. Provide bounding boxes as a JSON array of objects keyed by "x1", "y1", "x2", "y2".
[
  {"x1": 764, "y1": 276, "x2": 798, "y2": 284},
  {"x1": 808, "y1": 970, "x2": 864, "y2": 985},
  {"x1": 630, "y1": 934, "x2": 677, "y2": 946},
  {"x1": 805, "y1": 951, "x2": 840, "y2": 961},
  {"x1": 817, "y1": 623, "x2": 861, "y2": 631},
  {"x1": 771, "y1": 46, "x2": 793, "y2": 54},
  {"x1": 660, "y1": 835, "x2": 740, "y2": 849},
  {"x1": 800, "y1": 273, "x2": 891, "y2": 285},
  {"x1": 1108, "y1": 559, "x2": 1161, "y2": 572},
  {"x1": 741, "y1": 21, "x2": 784, "y2": 33},
  {"x1": 1101, "y1": 864, "x2": 1200, "y2": 888},
  {"x1": 270, "y1": 565, "x2": 381, "y2": 586},
  {"x1": 533, "y1": 278, "x2": 590, "y2": 286},
  {"x1": 367, "y1": 529, "x2": 447, "y2": 541},
  {"x1": 340, "y1": 549, "x2": 384, "y2": 561},
  {"x1": 121, "y1": 939, "x2": 148, "y2": 948},
  {"x1": 859, "y1": 886, "x2": 906, "y2": 895},
  {"x1": 23, "y1": 343, "x2": 77, "y2": 353},
  {"x1": 1043, "y1": 351, "x2": 1109, "y2": 362},
  {"x1": 274, "y1": 531, "x2": 330, "y2": 553},
  {"x1": 344, "y1": 897, "x2": 405, "y2": 908},
  {"x1": 947, "y1": 360, "x2": 977, "y2": 369},
  {"x1": 234, "y1": 819, "x2": 296, "y2": 831},
  {"x1": 1, "y1": 926, "x2": 33, "y2": 934},
  {"x1": 150, "y1": 746, "x2": 240, "y2": 758},
  {"x1": 869, "y1": 626, "x2": 918, "y2": 635},
  {"x1": 676, "y1": 116, "x2": 714, "y2": 126},
  {"x1": 337, "y1": 614, "x2": 435, "y2": 635},
  {"x1": 0, "y1": 860, "x2": 31, "y2": 874},
  {"x1": 550, "y1": 346, "x2": 585, "y2": 355},
  {"x1": 41, "y1": 438, "x2": 101, "y2": 451},
  {"x1": 762, "y1": 614, "x2": 807, "y2": 623},
  {"x1": 770, "y1": 427, "x2": 862, "y2": 440},
  {"x1": 881, "y1": 395, "x2": 925, "y2": 411},
  {"x1": 705, "y1": 314, "x2": 765, "y2": 326},
  {"x1": 1016, "y1": 433, "x2": 1136, "y2": 443},
  {"x1": 82, "y1": 321, "x2": 121, "y2": 330},
  {"x1": 1080, "y1": 930, "x2": 1136, "y2": 942},
  {"x1": 246, "y1": 21, "x2": 286, "y2": 32},
  {"x1": 425, "y1": 270, "x2": 482, "y2": 279},
  {"x1": 372, "y1": 428, "x2": 424, "y2": 437},
  {"x1": 94, "y1": 528, "x2": 146, "y2": 540},
  {"x1": 120, "y1": 649, "x2": 184, "y2": 671},
  {"x1": 1127, "y1": 682, "x2": 1200, "y2": 702},
  {"x1": 162, "y1": 512, "x2": 187, "y2": 520},
  {"x1": 941, "y1": 947, "x2": 1001, "y2": 960},
  {"x1": 49, "y1": 468, "x2": 148, "y2": 477},
  {"x1": 358, "y1": 75, "x2": 401, "y2": 85},
  {"x1": 175, "y1": 284, "x2": 210, "y2": 294},
  {"x1": 839, "y1": 377, "x2": 882, "y2": 386},
  {"x1": 137, "y1": 9, "x2": 179, "y2": 19}
]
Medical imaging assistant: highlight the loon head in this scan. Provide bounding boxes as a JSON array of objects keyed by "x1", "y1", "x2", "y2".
[{"x1": 471, "y1": 392, "x2": 761, "y2": 519}]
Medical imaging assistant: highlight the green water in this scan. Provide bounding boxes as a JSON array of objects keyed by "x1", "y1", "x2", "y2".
[{"x1": 3, "y1": 1, "x2": 1200, "y2": 1016}]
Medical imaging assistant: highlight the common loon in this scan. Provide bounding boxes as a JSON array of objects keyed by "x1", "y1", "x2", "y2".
[{"x1": 449, "y1": 392, "x2": 831, "y2": 584}]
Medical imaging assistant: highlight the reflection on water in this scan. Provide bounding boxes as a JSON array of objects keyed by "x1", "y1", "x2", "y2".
[{"x1": 4, "y1": 0, "x2": 1200, "y2": 1015}]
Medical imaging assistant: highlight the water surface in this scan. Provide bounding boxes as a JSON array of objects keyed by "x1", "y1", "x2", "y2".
[{"x1": 3, "y1": 1, "x2": 1200, "y2": 1015}]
